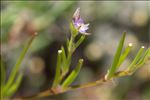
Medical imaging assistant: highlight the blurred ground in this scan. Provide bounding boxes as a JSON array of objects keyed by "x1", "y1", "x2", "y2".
[{"x1": 1, "y1": 1, "x2": 150, "y2": 100}]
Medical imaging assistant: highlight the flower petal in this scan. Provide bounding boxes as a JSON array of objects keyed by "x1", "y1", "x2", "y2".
[
  {"x1": 73, "y1": 7, "x2": 80, "y2": 20},
  {"x1": 79, "y1": 24, "x2": 89, "y2": 31},
  {"x1": 72, "y1": 8, "x2": 91, "y2": 35}
]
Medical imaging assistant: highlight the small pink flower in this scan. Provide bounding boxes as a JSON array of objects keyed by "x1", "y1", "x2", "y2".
[{"x1": 72, "y1": 8, "x2": 90, "y2": 35}]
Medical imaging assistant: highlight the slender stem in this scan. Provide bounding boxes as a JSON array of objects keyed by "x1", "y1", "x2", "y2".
[
  {"x1": 68, "y1": 35, "x2": 74, "y2": 53},
  {"x1": 63, "y1": 35, "x2": 74, "y2": 75},
  {"x1": 19, "y1": 70, "x2": 134, "y2": 100}
]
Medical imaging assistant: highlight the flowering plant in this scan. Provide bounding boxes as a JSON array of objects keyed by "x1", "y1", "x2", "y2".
[
  {"x1": 1, "y1": 8, "x2": 149, "y2": 100},
  {"x1": 23, "y1": 8, "x2": 149, "y2": 99}
]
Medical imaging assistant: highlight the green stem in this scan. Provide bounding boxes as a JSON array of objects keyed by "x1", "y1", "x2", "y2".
[
  {"x1": 68, "y1": 35, "x2": 74, "y2": 53},
  {"x1": 63, "y1": 35, "x2": 74, "y2": 75}
]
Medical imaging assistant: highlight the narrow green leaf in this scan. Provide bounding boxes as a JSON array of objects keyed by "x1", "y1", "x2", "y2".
[
  {"x1": 1, "y1": 57, "x2": 6, "y2": 88},
  {"x1": 65, "y1": 35, "x2": 75, "y2": 75},
  {"x1": 3, "y1": 33, "x2": 37, "y2": 92},
  {"x1": 52, "y1": 50, "x2": 62, "y2": 87},
  {"x1": 61, "y1": 46, "x2": 68, "y2": 76},
  {"x1": 132, "y1": 48, "x2": 150, "y2": 70},
  {"x1": 5, "y1": 73, "x2": 23, "y2": 97},
  {"x1": 1, "y1": 56, "x2": 6, "y2": 97},
  {"x1": 65, "y1": 52, "x2": 72, "y2": 74},
  {"x1": 61, "y1": 46, "x2": 67, "y2": 62},
  {"x1": 117, "y1": 43, "x2": 133, "y2": 68},
  {"x1": 62, "y1": 59, "x2": 83, "y2": 88},
  {"x1": 137, "y1": 48, "x2": 149, "y2": 65},
  {"x1": 57, "y1": 47, "x2": 68, "y2": 84},
  {"x1": 127, "y1": 46, "x2": 145, "y2": 71},
  {"x1": 74, "y1": 35, "x2": 85, "y2": 49},
  {"x1": 107, "y1": 32, "x2": 126, "y2": 79}
]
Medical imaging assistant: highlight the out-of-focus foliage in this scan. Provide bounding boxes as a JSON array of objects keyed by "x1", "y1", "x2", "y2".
[
  {"x1": 1, "y1": 1, "x2": 150, "y2": 100},
  {"x1": 1, "y1": 33, "x2": 36, "y2": 99}
]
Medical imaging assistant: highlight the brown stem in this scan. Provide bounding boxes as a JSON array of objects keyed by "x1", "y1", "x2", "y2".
[
  {"x1": 17, "y1": 70, "x2": 132, "y2": 100},
  {"x1": 17, "y1": 79, "x2": 107, "y2": 100}
]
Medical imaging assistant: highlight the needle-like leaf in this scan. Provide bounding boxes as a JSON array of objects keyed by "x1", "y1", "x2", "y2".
[
  {"x1": 52, "y1": 50, "x2": 62, "y2": 87},
  {"x1": 117, "y1": 43, "x2": 133, "y2": 68},
  {"x1": 62, "y1": 59, "x2": 83, "y2": 88},
  {"x1": 131, "y1": 48, "x2": 150, "y2": 71},
  {"x1": 74, "y1": 35, "x2": 85, "y2": 49},
  {"x1": 5, "y1": 73, "x2": 23, "y2": 97},
  {"x1": 106, "y1": 32, "x2": 126, "y2": 79},
  {"x1": 61, "y1": 46, "x2": 67, "y2": 73},
  {"x1": 137, "y1": 48, "x2": 149, "y2": 65},
  {"x1": 127, "y1": 46, "x2": 145, "y2": 71},
  {"x1": 3, "y1": 33, "x2": 37, "y2": 93}
]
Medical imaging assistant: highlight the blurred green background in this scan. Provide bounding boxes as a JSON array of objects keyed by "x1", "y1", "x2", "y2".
[{"x1": 1, "y1": 1, "x2": 150, "y2": 100}]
